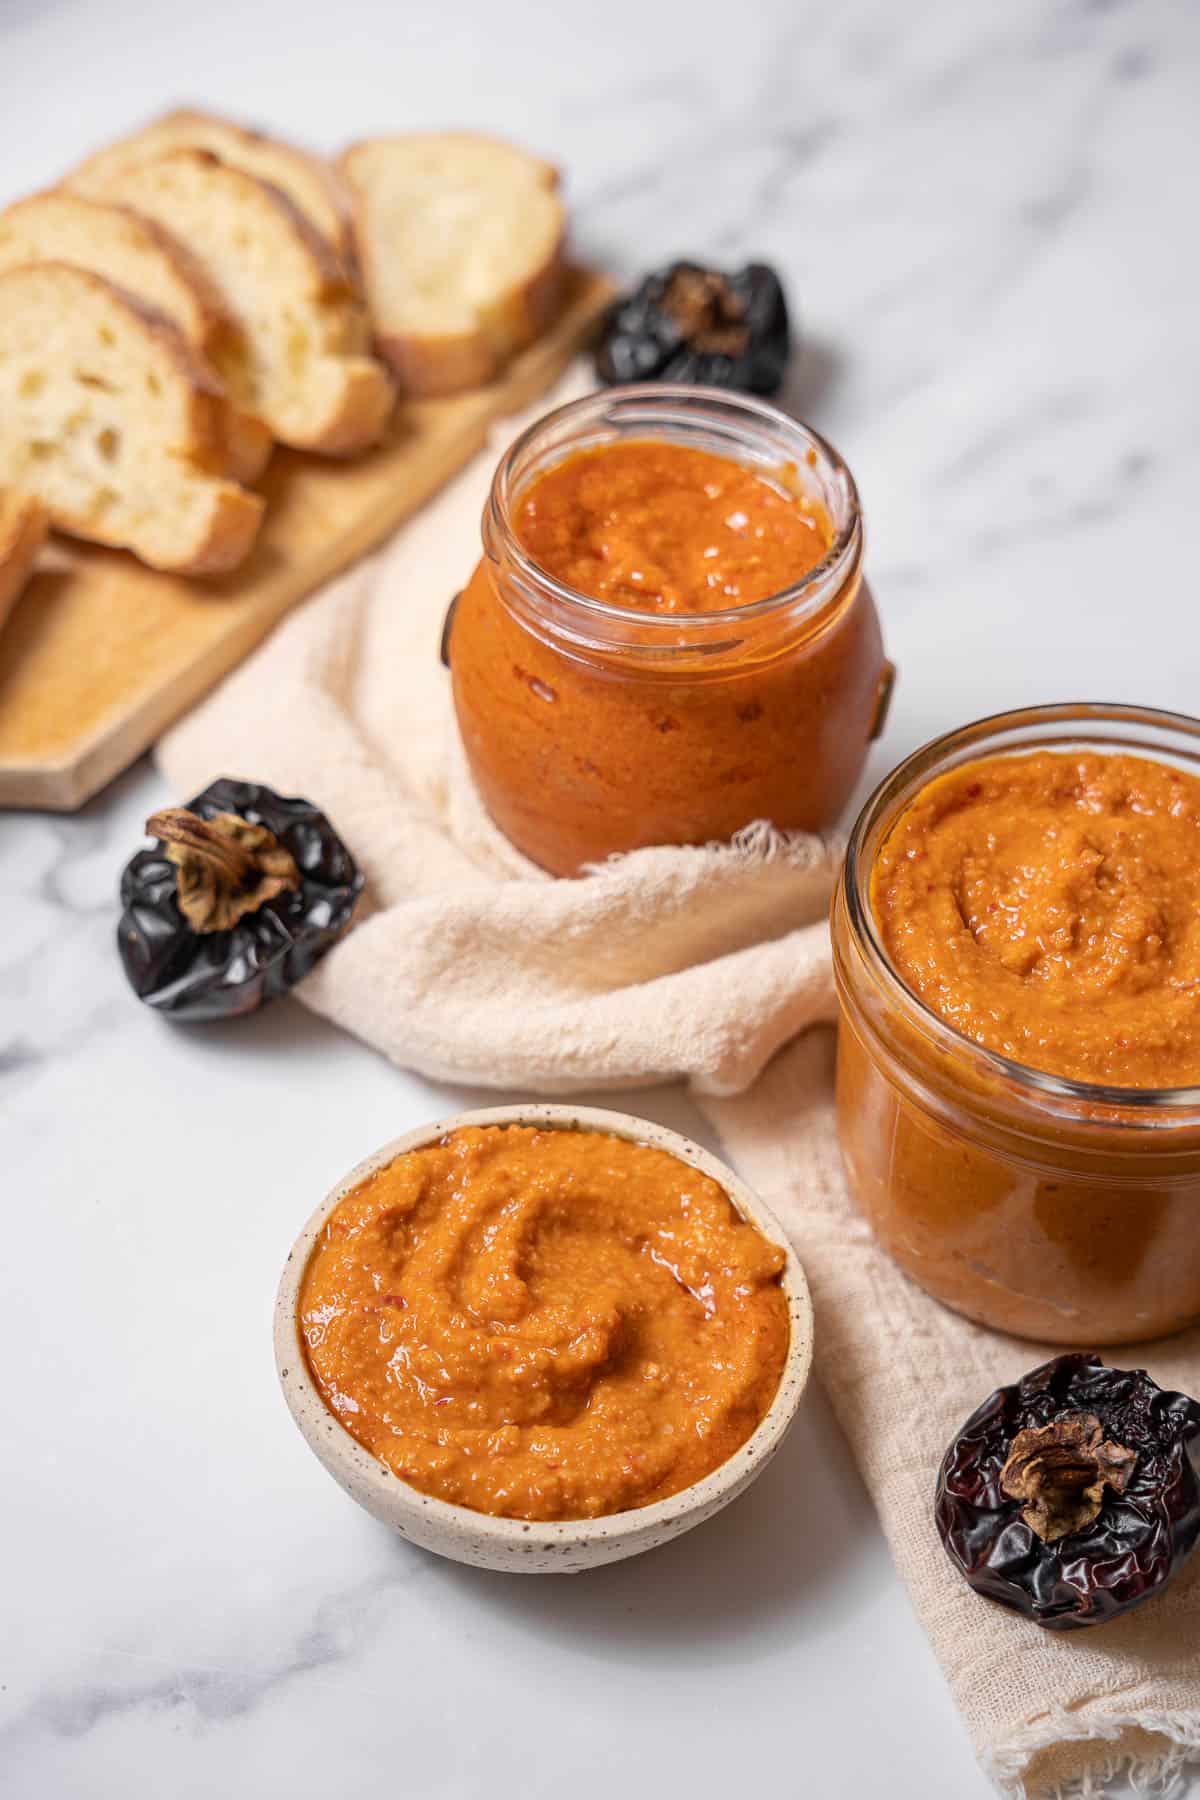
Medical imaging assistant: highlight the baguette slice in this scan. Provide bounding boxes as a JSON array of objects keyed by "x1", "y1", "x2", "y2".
[
  {"x1": 0, "y1": 190, "x2": 271, "y2": 483},
  {"x1": 339, "y1": 133, "x2": 567, "y2": 395},
  {"x1": 91, "y1": 152, "x2": 394, "y2": 455},
  {"x1": 0, "y1": 263, "x2": 263, "y2": 574},
  {"x1": 70, "y1": 107, "x2": 355, "y2": 270},
  {"x1": 0, "y1": 488, "x2": 48, "y2": 630}
]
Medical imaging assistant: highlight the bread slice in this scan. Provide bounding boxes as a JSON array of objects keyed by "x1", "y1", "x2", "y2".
[
  {"x1": 339, "y1": 133, "x2": 567, "y2": 395},
  {"x1": 0, "y1": 488, "x2": 48, "y2": 630},
  {"x1": 88, "y1": 152, "x2": 394, "y2": 455},
  {"x1": 70, "y1": 107, "x2": 355, "y2": 270},
  {"x1": 0, "y1": 190, "x2": 271, "y2": 483},
  {"x1": 0, "y1": 263, "x2": 263, "y2": 573}
]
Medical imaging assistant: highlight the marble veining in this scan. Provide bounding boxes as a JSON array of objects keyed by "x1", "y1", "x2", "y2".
[
  {"x1": 3, "y1": 1567, "x2": 425, "y2": 1749},
  {"x1": 1, "y1": 0, "x2": 1197, "y2": 1795}
]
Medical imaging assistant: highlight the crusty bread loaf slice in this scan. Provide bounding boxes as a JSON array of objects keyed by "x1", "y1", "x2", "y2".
[
  {"x1": 0, "y1": 263, "x2": 263, "y2": 574},
  {"x1": 70, "y1": 107, "x2": 355, "y2": 270},
  {"x1": 339, "y1": 133, "x2": 567, "y2": 395},
  {"x1": 0, "y1": 190, "x2": 271, "y2": 483},
  {"x1": 90, "y1": 152, "x2": 394, "y2": 455},
  {"x1": 0, "y1": 488, "x2": 48, "y2": 630}
]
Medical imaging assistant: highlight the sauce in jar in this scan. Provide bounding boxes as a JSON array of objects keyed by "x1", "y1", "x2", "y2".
[
  {"x1": 870, "y1": 749, "x2": 1200, "y2": 1088},
  {"x1": 450, "y1": 387, "x2": 889, "y2": 876},
  {"x1": 833, "y1": 710, "x2": 1200, "y2": 1346},
  {"x1": 514, "y1": 439, "x2": 831, "y2": 613}
]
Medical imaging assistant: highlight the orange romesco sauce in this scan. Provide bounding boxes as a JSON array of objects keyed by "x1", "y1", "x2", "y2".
[
  {"x1": 514, "y1": 439, "x2": 832, "y2": 611},
  {"x1": 835, "y1": 746, "x2": 1200, "y2": 1345},
  {"x1": 299, "y1": 1125, "x2": 790, "y2": 1521},
  {"x1": 871, "y1": 750, "x2": 1200, "y2": 1087},
  {"x1": 451, "y1": 435, "x2": 888, "y2": 874}
]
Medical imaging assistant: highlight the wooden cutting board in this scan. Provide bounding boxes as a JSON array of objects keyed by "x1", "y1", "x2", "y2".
[{"x1": 0, "y1": 269, "x2": 613, "y2": 812}]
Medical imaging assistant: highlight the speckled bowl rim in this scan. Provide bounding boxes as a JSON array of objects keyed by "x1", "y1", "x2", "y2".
[{"x1": 274, "y1": 1104, "x2": 814, "y2": 1552}]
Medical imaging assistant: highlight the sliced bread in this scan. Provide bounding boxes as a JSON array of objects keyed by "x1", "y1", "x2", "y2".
[
  {"x1": 339, "y1": 133, "x2": 567, "y2": 395},
  {"x1": 0, "y1": 488, "x2": 48, "y2": 630},
  {"x1": 0, "y1": 190, "x2": 271, "y2": 483},
  {"x1": 70, "y1": 107, "x2": 355, "y2": 270},
  {"x1": 89, "y1": 152, "x2": 394, "y2": 455},
  {"x1": 0, "y1": 262, "x2": 263, "y2": 574}
]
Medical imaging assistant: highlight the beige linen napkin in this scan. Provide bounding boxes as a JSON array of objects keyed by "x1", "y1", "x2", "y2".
[{"x1": 158, "y1": 365, "x2": 1200, "y2": 1797}]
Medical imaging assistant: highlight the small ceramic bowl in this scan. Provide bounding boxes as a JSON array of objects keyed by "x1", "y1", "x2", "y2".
[{"x1": 274, "y1": 1103, "x2": 813, "y2": 1574}]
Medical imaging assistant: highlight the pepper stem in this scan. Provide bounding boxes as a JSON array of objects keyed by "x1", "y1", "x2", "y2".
[
  {"x1": 147, "y1": 807, "x2": 301, "y2": 934},
  {"x1": 663, "y1": 268, "x2": 750, "y2": 356},
  {"x1": 1000, "y1": 1411, "x2": 1137, "y2": 1543},
  {"x1": 147, "y1": 809, "x2": 260, "y2": 887}
]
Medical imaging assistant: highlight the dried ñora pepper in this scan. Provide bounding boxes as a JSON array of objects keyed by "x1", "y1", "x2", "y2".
[
  {"x1": 117, "y1": 777, "x2": 363, "y2": 1022},
  {"x1": 935, "y1": 1353, "x2": 1200, "y2": 1631},
  {"x1": 596, "y1": 262, "x2": 792, "y2": 396}
]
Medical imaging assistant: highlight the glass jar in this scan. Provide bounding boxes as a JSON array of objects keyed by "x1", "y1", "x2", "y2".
[
  {"x1": 832, "y1": 703, "x2": 1200, "y2": 1346},
  {"x1": 448, "y1": 384, "x2": 892, "y2": 876}
]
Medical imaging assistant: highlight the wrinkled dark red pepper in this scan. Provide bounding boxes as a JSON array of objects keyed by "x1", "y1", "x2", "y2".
[
  {"x1": 596, "y1": 261, "x2": 791, "y2": 396},
  {"x1": 117, "y1": 777, "x2": 363, "y2": 1022},
  {"x1": 936, "y1": 1353, "x2": 1200, "y2": 1631}
]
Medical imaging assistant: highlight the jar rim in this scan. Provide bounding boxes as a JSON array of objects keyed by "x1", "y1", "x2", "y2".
[
  {"x1": 485, "y1": 382, "x2": 863, "y2": 634},
  {"x1": 841, "y1": 701, "x2": 1200, "y2": 1120}
]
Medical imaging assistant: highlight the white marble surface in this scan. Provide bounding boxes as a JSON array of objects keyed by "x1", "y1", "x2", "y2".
[{"x1": 2, "y1": 1, "x2": 1198, "y2": 1795}]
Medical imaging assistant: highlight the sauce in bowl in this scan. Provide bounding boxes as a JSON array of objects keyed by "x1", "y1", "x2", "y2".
[{"x1": 299, "y1": 1123, "x2": 790, "y2": 1521}]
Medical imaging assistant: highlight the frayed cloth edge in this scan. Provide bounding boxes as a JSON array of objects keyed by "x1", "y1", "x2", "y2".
[
  {"x1": 578, "y1": 819, "x2": 845, "y2": 881},
  {"x1": 984, "y1": 1709, "x2": 1200, "y2": 1799}
]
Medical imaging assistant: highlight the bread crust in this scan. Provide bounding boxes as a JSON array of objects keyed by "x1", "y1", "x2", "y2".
[
  {"x1": 0, "y1": 488, "x2": 48, "y2": 625},
  {"x1": 168, "y1": 480, "x2": 264, "y2": 575},
  {"x1": 310, "y1": 358, "x2": 398, "y2": 455},
  {"x1": 55, "y1": 260, "x2": 233, "y2": 462},
  {"x1": 222, "y1": 412, "x2": 273, "y2": 484},
  {"x1": 91, "y1": 151, "x2": 392, "y2": 454},
  {"x1": 339, "y1": 134, "x2": 567, "y2": 397},
  {"x1": 0, "y1": 262, "x2": 263, "y2": 572},
  {"x1": 0, "y1": 190, "x2": 271, "y2": 485},
  {"x1": 0, "y1": 190, "x2": 228, "y2": 355},
  {"x1": 101, "y1": 148, "x2": 355, "y2": 303},
  {"x1": 340, "y1": 131, "x2": 561, "y2": 194},
  {"x1": 372, "y1": 228, "x2": 567, "y2": 396},
  {"x1": 71, "y1": 106, "x2": 356, "y2": 270},
  {"x1": 372, "y1": 329, "x2": 498, "y2": 397}
]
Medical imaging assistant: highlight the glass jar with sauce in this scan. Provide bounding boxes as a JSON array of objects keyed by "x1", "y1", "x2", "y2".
[
  {"x1": 448, "y1": 384, "x2": 892, "y2": 876},
  {"x1": 832, "y1": 702, "x2": 1200, "y2": 1346}
]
